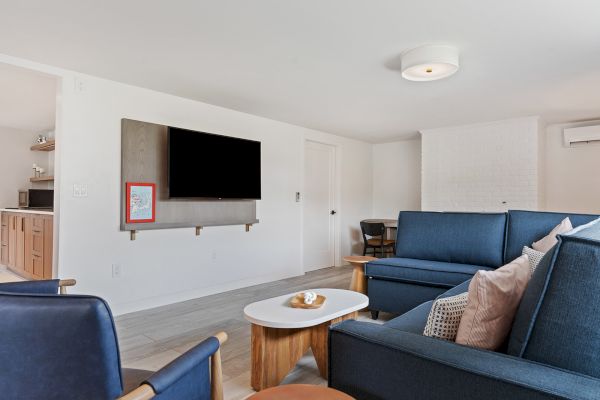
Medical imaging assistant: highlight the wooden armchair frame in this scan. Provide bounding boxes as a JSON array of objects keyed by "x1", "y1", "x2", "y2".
[{"x1": 58, "y1": 279, "x2": 77, "y2": 294}]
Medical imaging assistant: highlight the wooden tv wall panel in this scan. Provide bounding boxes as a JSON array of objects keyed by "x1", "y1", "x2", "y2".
[{"x1": 120, "y1": 119, "x2": 258, "y2": 233}]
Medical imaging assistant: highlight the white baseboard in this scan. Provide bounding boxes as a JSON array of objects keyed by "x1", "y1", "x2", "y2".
[{"x1": 110, "y1": 270, "x2": 304, "y2": 316}]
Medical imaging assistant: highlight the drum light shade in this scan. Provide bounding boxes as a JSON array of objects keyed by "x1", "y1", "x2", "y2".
[{"x1": 401, "y1": 45, "x2": 459, "y2": 81}]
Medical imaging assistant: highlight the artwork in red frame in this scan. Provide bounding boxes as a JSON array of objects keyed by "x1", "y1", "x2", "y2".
[{"x1": 126, "y1": 182, "x2": 156, "y2": 223}]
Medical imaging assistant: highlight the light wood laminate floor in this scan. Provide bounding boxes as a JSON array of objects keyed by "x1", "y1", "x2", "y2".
[
  {"x1": 115, "y1": 266, "x2": 388, "y2": 400},
  {"x1": 0, "y1": 267, "x2": 24, "y2": 283}
]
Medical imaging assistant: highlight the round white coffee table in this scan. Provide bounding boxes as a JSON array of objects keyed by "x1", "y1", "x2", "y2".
[{"x1": 244, "y1": 288, "x2": 368, "y2": 391}]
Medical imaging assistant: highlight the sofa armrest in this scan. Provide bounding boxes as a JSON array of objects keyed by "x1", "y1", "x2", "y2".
[{"x1": 329, "y1": 320, "x2": 600, "y2": 400}]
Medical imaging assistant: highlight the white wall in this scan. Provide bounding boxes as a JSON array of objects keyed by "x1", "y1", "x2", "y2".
[
  {"x1": 421, "y1": 117, "x2": 540, "y2": 212},
  {"x1": 371, "y1": 139, "x2": 421, "y2": 219},
  {"x1": 543, "y1": 120, "x2": 600, "y2": 214},
  {"x1": 51, "y1": 73, "x2": 371, "y2": 315},
  {"x1": 0, "y1": 126, "x2": 50, "y2": 208}
]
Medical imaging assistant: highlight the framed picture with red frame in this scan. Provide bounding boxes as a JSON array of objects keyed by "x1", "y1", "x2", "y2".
[{"x1": 126, "y1": 182, "x2": 156, "y2": 223}]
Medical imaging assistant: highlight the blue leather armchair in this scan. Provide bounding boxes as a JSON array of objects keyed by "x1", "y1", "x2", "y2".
[{"x1": 0, "y1": 279, "x2": 227, "y2": 400}]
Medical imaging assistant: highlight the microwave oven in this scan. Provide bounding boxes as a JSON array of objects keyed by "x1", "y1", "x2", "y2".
[{"x1": 18, "y1": 189, "x2": 54, "y2": 209}]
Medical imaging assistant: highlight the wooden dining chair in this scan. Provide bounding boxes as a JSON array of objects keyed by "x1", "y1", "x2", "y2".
[{"x1": 360, "y1": 221, "x2": 396, "y2": 257}]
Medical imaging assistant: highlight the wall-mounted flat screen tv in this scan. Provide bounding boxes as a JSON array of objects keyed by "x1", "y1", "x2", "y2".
[{"x1": 167, "y1": 127, "x2": 261, "y2": 199}]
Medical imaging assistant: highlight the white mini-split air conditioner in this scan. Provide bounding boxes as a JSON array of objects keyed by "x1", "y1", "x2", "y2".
[{"x1": 563, "y1": 125, "x2": 600, "y2": 147}]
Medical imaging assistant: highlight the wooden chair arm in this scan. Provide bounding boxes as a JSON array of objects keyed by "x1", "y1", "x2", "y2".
[
  {"x1": 117, "y1": 331, "x2": 228, "y2": 400},
  {"x1": 118, "y1": 384, "x2": 155, "y2": 400},
  {"x1": 211, "y1": 331, "x2": 228, "y2": 400},
  {"x1": 58, "y1": 279, "x2": 77, "y2": 294}
]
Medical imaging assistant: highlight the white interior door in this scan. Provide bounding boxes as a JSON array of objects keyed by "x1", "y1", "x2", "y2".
[{"x1": 303, "y1": 140, "x2": 336, "y2": 272}]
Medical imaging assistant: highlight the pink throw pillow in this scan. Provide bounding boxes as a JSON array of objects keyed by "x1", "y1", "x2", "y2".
[
  {"x1": 532, "y1": 217, "x2": 573, "y2": 253},
  {"x1": 455, "y1": 255, "x2": 531, "y2": 350}
]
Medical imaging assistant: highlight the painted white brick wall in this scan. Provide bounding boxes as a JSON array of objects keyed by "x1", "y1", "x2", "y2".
[{"x1": 421, "y1": 116, "x2": 539, "y2": 212}]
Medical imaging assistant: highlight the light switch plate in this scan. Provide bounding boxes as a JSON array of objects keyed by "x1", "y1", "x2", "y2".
[{"x1": 112, "y1": 264, "x2": 122, "y2": 278}]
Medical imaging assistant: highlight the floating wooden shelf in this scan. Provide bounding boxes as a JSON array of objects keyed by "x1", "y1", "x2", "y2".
[
  {"x1": 30, "y1": 176, "x2": 54, "y2": 182},
  {"x1": 30, "y1": 139, "x2": 55, "y2": 152}
]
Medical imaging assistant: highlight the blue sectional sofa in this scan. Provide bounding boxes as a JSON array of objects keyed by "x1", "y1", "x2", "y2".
[
  {"x1": 329, "y1": 210, "x2": 600, "y2": 399},
  {"x1": 366, "y1": 210, "x2": 598, "y2": 318}
]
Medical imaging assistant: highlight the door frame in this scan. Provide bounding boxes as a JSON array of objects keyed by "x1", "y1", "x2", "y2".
[
  {"x1": 0, "y1": 56, "x2": 62, "y2": 279},
  {"x1": 301, "y1": 139, "x2": 341, "y2": 273}
]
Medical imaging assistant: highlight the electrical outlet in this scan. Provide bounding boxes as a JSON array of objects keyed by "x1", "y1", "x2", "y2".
[
  {"x1": 112, "y1": 264, "x2": 122, "y2": 278},
  {"x1": 74, "y1": 77, "x2": 85, "y2": 93},
  {"x1": 73, "y1": 184, "x2": 88, "y2": 198}
]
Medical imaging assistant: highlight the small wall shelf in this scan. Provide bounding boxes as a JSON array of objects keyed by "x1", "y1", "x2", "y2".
[
  {"x1": 128, "y1": 221, "x2": 257, "y2": 241},
  {"x1": 30, "y1": 139, "x2": 55, "y2": 152},
  {"x1": 30, "y1": 176, "x2": 54, "y2": 182}
]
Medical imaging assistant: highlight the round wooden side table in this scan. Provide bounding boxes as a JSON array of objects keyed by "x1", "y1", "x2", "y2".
[
  {"x1": 344, "y1": 255, "x2": 377, "y2": 295},
  {"x1": 249, "y1": 384, "x2": 355, "y2": 399}
]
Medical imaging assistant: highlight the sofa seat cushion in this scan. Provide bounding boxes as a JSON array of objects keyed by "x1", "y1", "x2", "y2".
[
  {"x1": 384, "y1": 300, "x2": 432, "y2": 334},
  {"x1": 366, "y1": 258, "x2": 492, "y2": 288}
]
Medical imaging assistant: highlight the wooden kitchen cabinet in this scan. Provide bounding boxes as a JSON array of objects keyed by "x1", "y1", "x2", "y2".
[
  {"x1": 15, "y1": 215, "x2": 25, "y2": 271},
  {"x1": 7, "y1": 213, "x2": 17, "y2": 268},
  {"x1": 0, "y1": 212, "x2": 8, "y2": 265},
  {"x1": 0, "y1": 211, "x2": 53, "y2": 280}
]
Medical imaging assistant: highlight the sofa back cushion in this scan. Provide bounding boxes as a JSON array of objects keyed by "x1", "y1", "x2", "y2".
[
  {"x1": 395, "y1": 211, "x2": 507, "y2": 267},
  {"x1": 507, "y1": 218, "x2": 600, "y2": 378},
  {"x1": 504, "y1": 210, "x2": 598, "y2": 264}
]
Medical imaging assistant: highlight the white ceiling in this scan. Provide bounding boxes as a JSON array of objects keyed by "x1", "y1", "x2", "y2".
[
  {"x1": 0, "y1": 62, "x2": 56, "y2": 132},
  {"x1": 1, "y1": 0, "x2": 599, "y2": 142}
]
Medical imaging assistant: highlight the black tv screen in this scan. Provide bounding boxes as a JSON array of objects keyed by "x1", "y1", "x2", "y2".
[{"x1": 167, "y1": 127, "x2": 261, "y2": 199}]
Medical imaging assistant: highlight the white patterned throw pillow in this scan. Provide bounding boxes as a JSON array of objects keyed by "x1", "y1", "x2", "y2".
[
  {"x1": 522, "y1": 246, "x2": 545, "y2": 274},
  {"x1": 423, "y1": 292, "x2": 468, "y2": 341}
]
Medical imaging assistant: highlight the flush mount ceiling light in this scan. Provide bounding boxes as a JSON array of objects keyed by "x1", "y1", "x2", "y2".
[{"x1": 401, "y1": 45, "x2": 459, "y2": 81}]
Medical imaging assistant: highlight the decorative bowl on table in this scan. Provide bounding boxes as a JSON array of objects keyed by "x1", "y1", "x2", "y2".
[{"x1": 290, "y1": 292, "x2": 326, "y2": 309}]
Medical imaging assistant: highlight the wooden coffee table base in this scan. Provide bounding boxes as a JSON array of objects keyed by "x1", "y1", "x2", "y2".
[{"x1": 250, "y1": 311, "x2": 358, "y2": 391}]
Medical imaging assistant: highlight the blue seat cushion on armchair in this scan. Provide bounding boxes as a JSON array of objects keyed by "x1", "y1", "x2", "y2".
[
  {"x1": 384, "y1": 300, "x2": 432, "y2": 334},
  {"x1": 508, "y1": 218, "x2": 600, "y2": 378},
  {"x1": 395, "y1": 211, "x2": 507, "y2": 267},
  {"x1": 366, "y1": 257, "x2": 492, "y2": 288},
  {"x1": 504, "y1": 210, "x2": 598, "y2": 263}
]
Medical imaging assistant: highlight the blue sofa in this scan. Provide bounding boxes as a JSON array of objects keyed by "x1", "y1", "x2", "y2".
[
  {"x1": 329, "y1": 210, "x2": 600, "y2": 399},
  {"x1": 366, "y1": 210, "x2": 598, "y2": 318}
]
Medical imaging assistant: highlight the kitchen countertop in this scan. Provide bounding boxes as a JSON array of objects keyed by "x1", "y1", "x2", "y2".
[{"x1": 0, "y1": 208, "x2": 54, "y2": 216}]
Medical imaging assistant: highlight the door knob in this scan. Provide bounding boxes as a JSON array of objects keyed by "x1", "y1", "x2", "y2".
[{"x1": 330, "y1": 210, "x2": 337, "y2": 215}]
